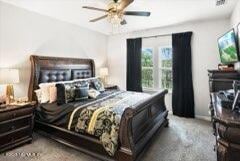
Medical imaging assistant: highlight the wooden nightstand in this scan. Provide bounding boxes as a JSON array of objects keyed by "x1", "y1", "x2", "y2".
[
  {"x1": 0, "y1": 102, "x2": 36, "y2": 153},
  {"x1": 104, "y1": 84, "x2": 119, "y2": 90}
]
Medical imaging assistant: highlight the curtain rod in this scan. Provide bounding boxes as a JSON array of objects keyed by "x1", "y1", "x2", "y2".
[
  {"x1": 142, "y1": 33, "x2": 172, "y2": 39},
  {"x1": 141, "y1": 31, "x2": 192, "y2": 39}
]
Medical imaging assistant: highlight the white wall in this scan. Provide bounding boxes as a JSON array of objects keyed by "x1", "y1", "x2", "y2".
[
  {"x1": 107, "y1": 19, "x2": 230, "y2": 118},
  {"x1": 0, "y1": 1, "x2": 108, "y2": 97},
  {"x1": 231, "y1": 0, "x2": 240, "y2": 28}
]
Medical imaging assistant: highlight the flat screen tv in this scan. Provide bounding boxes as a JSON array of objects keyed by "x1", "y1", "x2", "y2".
[{"x1": 218, "y1": 29, "x2": 239, "y2": 64}]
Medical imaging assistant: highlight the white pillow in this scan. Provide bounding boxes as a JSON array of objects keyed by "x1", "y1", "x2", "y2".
[
  {"x1": 88, "y1": 88, "x2": 100, "y2": 99},
  {"x1": 34, "y1": 89, "x2": 42, "y2": 103},
  {"x1": 39, "y1": 83, "x2": 56, "y2": 103},
  {"x1": 49, "y1": 86, "x2": 57, "y2": 103}
]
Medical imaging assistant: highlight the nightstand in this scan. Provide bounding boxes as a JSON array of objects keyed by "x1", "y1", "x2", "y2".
[
  {"x1": 104, "y1": 84, "x2": 119, "y2": 90},
  {"x1": 0, "y1": 102, "x2": 36, "y2": 153}
]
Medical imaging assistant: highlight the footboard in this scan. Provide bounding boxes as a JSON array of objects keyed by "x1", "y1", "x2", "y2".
[{"x1": 117, "y1": 89, "x2": 169, "y2": 161}]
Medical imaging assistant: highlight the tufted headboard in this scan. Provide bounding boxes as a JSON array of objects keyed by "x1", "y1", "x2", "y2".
[{"x1": 28, "y1": 55, "x2": 95, "y2": 101}]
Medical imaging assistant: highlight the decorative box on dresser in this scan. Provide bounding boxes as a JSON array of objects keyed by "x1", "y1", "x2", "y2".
[
  {"x1": 208, "y1": 70, "x2": 240, "y2": 161},
  {"x1": 0, "y1": 102, "x2": 35, "y2": 153}
]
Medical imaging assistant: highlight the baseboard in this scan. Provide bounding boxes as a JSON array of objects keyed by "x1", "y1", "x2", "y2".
[
  {"x1": 195, "y1": 115, "x2": 211, "y2": 121},
  {"x1": 169, "y1": 111, "x2": 211, "y2": 121}
]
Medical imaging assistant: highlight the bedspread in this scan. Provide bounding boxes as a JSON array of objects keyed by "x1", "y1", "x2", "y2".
[{"x1": 68, "y1": 91, "x2": 150, "y2": 156}]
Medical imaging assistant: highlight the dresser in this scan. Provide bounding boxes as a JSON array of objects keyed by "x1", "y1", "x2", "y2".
[
  {"x1": 208, "y1": 70, "x2": 240, "y2": 93},
  {"x1": 211, "y1": 94, "x2": 240, "y2": 161},
  {"x1": 0, "y1": 102, "x2": 35, "y2": 153},
  {"x1": 208, "y1": 70, "x2": 240, "y2": 161}
]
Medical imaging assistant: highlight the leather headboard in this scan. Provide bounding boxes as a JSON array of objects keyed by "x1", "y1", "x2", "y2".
[
  {"x1": 72, "y1": 69, "x2": 92, "y2": 80},
  {"x1": 40, "y1": 69, "x2": 71, "y2": 83},
  {"x1": 28, "y1": 55, "x2": 95, "y2": 101}
]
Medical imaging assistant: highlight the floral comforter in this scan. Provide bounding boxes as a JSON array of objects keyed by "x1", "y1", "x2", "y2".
[{"x1": 67, "y1": 90, "x2": 150, "y2": 156}]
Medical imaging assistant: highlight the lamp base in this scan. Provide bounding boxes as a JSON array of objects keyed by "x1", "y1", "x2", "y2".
[
  {"x1": 101, "y1": 77, "x2": 108, "y2": 86},
  {"x1": 6, "y1": 84, "x2": 14, "y2": 105}
]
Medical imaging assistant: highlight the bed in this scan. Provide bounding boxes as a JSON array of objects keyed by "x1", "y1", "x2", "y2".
[{"x1": 28, "y1": 55, "x2": 169, "y2": 161}]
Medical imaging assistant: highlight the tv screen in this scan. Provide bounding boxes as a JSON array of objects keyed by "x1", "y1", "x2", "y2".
[{"x1": 218, "y1": 29, "x2": 239, "y2": 64}]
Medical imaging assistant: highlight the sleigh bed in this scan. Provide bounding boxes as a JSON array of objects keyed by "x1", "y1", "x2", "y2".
[{"x1": 28, "y1": 55, "x2": 169, "y2": 161}]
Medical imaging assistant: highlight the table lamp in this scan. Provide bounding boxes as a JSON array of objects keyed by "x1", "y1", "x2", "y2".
[
  {"x1": 0, "y1": 69, "x2": 19, "y2": 105},
  {"x1": 99, "y1": 67, "x2": 109, "y2": 85}
]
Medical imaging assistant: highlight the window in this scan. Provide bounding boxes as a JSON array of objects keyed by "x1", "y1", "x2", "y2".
[
  {"x1": 141, "y1": 46, "x2": 172, "y2": 90},
  {"x1": 159, "y1": 47, "x2": 173, "y2": 89},
  {"x1": 141, "y1": 48, "x2": 154, "y2": 88}
]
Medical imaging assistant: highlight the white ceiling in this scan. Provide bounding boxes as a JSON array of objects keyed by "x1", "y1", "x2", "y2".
[{"x1": 1, "y1": 0, "x2": 238, "y2": 35}]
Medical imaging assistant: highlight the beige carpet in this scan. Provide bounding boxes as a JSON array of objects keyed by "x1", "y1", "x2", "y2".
[{"x1": 0, "y1": 115, "x2": 216, "y2": 161}]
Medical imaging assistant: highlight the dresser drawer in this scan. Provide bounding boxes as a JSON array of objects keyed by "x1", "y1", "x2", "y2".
[
  {"x1": 0, "y1": 106, "x2": 33, "y2": 122},
  {"x1": 0, "y1": 117, "x2": 32, "y2": 134},
  {"x1": 0, "y1": 132, "x2": 13, "y2": 147},
  {"x1": 218, "y1": 123, "x2": 240, "y2": 144},
  {"x1": 0, "y1": 127, "x2": 31, "y2": 148},
  {"x1": 217, "y1": 139, "x2": 240, "y2": 161}
]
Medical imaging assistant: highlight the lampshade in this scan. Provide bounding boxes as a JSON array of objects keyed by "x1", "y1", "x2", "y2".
[
  {"x1": 99, "y1": 67, "x2": 109, "y2": 77},
  {"x1": 0, "y1": 69, "x2": 20, "y2": 84}
]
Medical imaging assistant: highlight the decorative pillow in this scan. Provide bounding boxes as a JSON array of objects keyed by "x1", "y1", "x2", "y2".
[
  {"x1": 39, "y1": 82, "x2": 56, "y2": 103},
  {"x1": 91, "y1": 78, "x2": 105, "y2": 92},
  {"x1": 39, "y1": 80, "x2": 74, "y2": 104},
  {"x1": 73, "y1": 77, "x2": 98, "y2": 88},
  {"x1": 56, "y1": 83, "x2": 75, "y2": 105},
  {"x1": 56, "y1": 80, "x2": 89, "y2": 105},
  {"x1": 49, "y1": 86, "x2": 57, "y2": 103},
  {"x1": 88, "y1": 88, "x2": 100, "y2": 99},
  {"x1": 74, "y1": 80, "x2": 89, "y2": 87},
  {"x1": 74, "y1": 82, "x2": 89, "y2": 101},
  {"x1": 34, "y1": 89, "x2": 42, "y2": 103}
]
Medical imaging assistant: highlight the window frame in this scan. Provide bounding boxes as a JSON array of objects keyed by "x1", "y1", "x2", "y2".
[
  {"x1": 158, "y1": 46, "x2": 173, "y2": 91},
  {"x1": 141, "y1": 47, "x2": 154, "y2": 89},
  {"x1": 141, "y1": 46, "x2": 173, "y2": 92}
]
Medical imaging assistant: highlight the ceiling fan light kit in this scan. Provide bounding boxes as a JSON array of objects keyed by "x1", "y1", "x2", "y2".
[
  {"x1": 83, "y1": 0, "x2": 151, "y2": 28},
  {"x1": 107, "y1": 1, "x2": 123, "y2": 26}
]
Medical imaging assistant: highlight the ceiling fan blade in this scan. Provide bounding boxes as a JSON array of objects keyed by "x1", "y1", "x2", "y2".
[
  {"x1": 120, "y1": 19, "x2": 127, "y2": 25},
  {"x1": 89, "y1": 15, "x2": 108, "y2": 22},
  {"x1": 124, "y1": 11, "x2": 151, "y2": 16},
  {"x1": 118, "y1": 0, "x2": 134, "y2": 10},
  {"x1": 82, "y1": 6, "x2": 108, "y2": 12}
]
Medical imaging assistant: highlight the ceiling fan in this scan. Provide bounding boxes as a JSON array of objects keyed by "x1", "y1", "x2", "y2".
[{"x1": 82, "y1": 0, "x2": 151, "y2": 25}]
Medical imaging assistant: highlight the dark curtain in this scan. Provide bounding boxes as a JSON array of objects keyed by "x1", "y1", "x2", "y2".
[
  {"x1": 172, "y1": 32, "x2": 195, "y2": 118},
  {"x1": 127, "y1": 38, "x2": 143, "y2": 92}
]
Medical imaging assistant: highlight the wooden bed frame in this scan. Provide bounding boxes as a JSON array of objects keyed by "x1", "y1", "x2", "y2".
[{"x1": 28, "y1": 55, "x2": 169, "y2": 161}]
